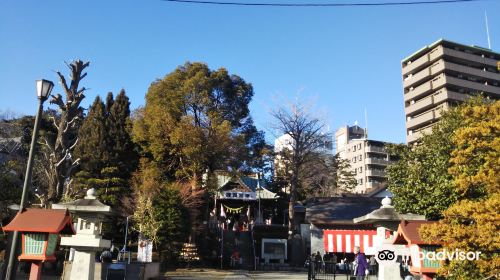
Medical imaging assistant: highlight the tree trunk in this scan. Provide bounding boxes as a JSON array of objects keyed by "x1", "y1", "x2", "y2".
[{"x1": 45, "y1": 60, "x2": 89, "y2": 203}]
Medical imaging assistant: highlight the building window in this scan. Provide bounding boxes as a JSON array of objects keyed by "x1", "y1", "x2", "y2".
[
  {"x1": 358, "y1": 179, "x2": 363, "y2": 185},
  {"x1": 358, "y1": 167, "x2": 362, "y2": 173},
  {"x1": 358, "y1": 155, "x2": 362, "y2": 161},
  {"x1": 357, "y1": 143, "x2": 361, "y2": 149}
]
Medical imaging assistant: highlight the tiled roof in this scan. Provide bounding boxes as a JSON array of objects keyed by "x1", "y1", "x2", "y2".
[
  {"x1": 215, "y1": 171, "x2": 276, "y2": 199},
  {"x1": 2, "y1": 208, "x2": 75, "y2": 234},
  {"x1": 393, "y1": 220, "x2": 440, "y2": 245},
  {"x1": 306, "y1": 197, "x2": 381, "y2": 225}
]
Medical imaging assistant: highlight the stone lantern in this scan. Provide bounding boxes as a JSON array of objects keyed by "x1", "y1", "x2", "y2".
[
  {"x1": 353, "y1": 196, "x2": 426, "y2": 280},
  {"x1": 52, "y1": 188, "x2": 113, "y2": 280}
]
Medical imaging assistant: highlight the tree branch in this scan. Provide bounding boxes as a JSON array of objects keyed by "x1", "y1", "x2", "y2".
[
  {"x1": 49, "y1": 94, "x2": 66, "y2": 111},
  {"x1": 64, "y1": 116, "x2": 79, "y2": 133},
  {"x1": 69, "y1": 138, "x2": 79, "y2": 151},
  {"x1": 56, "y1": 150, "x2": 69, "y2": 167},
  {"x1": 48, "y1": 116, "x2": 59, "y2": 131},
  {"x1": 56, "y1": 71, "x2": 71, "y2": 99}
]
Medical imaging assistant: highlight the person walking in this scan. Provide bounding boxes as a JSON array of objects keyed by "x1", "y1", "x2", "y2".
[
  {"x1": 314, "y1": 251, "x2": 323, "y2": 273},
  {"x1": 353, "y1": 246, "x2": 369, "y2": 280},
  {"x1": 369, "y1": 255, "x2": 378, "y2": 275}
]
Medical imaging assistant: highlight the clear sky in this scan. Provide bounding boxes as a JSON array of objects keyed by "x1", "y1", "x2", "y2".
[{"x1": 1, "y1": 0, "x2": 499, "y2": 144}]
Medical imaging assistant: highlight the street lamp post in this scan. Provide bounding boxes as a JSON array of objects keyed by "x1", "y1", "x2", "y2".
[{"x1": 4, "y1": 79, "x2": 54, "y2": 280}]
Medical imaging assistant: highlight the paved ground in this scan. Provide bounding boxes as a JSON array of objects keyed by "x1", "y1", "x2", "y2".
[{"x1": 166, "y1": 269, "x2": 309, "y2": 280}]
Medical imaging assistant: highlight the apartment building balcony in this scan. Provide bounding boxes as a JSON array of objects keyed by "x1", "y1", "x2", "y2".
[
  {"x1": 405, "y1": 89, "x2": 467, "y2": 116},
  {"x1": 444, "y1": 61, "x2": 500, "y2": 81},
  {"x1": 365, "y1": 158, "x2": 389, "y2": 166},
  {"x1": 366, "y1": 181, "x2": 385, "y2": 189},
  {"x1": 403, "y1": 44, "x2": 500, "y2": 76},
  {"x1": 366, "y1": 146, "x2": 386, "y2": 154},
  {"x1": 406, "y1": 125, "x2": 433, "y2": 144},
  {"x1": 442, "y1": 47, "x2": 500, "y2": 69},
  {"x1": 402, "y1": 45, "x2": 444, "y2": 75},
  {"x1": 446, "y1": 76, "x2": 500, "y2": 96},
  {"x1": 406, "y1": 109, "x2": 438, "y2": 130},
  {"x1": 403, "y1": 59, "x2": 446, "y2": 89},
  {"x1": 366, "y1": 169, "x2": 387, "y2": 177},
  {"x1": 404, "y1": 73, "x2": 447, "y2": 102}
]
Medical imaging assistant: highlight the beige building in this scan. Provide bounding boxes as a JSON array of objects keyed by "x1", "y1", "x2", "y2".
[
  {"x1": 402, "y1": 39, "x2": 500, "y2": 144},
  {"x1": 335, "y1": 125, "x2": 393, "y2": 194}
]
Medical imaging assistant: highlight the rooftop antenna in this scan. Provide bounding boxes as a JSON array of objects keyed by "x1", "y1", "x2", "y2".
[
  {"x1": 364, "y1": 108, "x2": 368, "y2": 139},
  {"x1": 485, "y1": 10, "x2": 491, "y2": 49}
]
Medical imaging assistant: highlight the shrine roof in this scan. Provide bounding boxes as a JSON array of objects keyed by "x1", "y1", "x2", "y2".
[
  {"x1": 393, "y1": 220, "x2": 440, "y2": 245},
  {"x1": 2, "y1": 208, "x2": 75, "y2": 234},
  {"x1": 215, "y1": 171, "x2": 276, "y2": 199},
  {"x1": 306, "y1": 197, "x2": 381, "y2": 225}
]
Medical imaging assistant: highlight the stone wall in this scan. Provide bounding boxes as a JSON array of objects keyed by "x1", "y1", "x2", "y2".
[
  {"x1": 310, "y1": 225, "x2": 325, "y2": 256},
  {"x1": 62, "y1": 261, "x2": 160, "y2": 280}
]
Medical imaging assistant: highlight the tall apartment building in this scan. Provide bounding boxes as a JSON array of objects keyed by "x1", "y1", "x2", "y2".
[
  {"x1": 402, "y1": 39, "x2": 500, "y2": 144},
  {"x1": 335, "y1": 125, "x2": 393, "y2": 194}
]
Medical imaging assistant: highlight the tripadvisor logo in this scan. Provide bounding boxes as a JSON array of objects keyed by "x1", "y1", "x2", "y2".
[
  {"x1": 375, "y1": 246, "x2": 481, "y2": 266},
  {"x1": 418, "y1": 249, "x2": 481, "y2": 261},
  {"x1": 375, "y1": 245, "x2": 397, "y2": 266}
]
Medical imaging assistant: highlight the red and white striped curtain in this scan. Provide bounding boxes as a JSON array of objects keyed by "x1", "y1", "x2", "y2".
[{"x1": 323, "y1": 229, "x2": 377, "y2": 253}]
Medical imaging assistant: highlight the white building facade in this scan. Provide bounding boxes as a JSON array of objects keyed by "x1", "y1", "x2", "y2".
[{"x1": 335, "y1": 125, "x2": 394, "y2": 194}]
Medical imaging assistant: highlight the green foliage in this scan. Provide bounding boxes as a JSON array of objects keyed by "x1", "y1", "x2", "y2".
[
  {"x1": 107, "y1": 90, "x2": 137, "y2": 174},
  {"x1": 387, "y1": 97, "x2": 495, "y2": 220},
  {"x1": 152, "y1": 185, "x2": 191, "y2": 248},
  {"x1": 0, "y1": 161, "x2": 22, "y2": 220},
  {"x1": 73, "y1": 91, "x2": 137, "y2": 210},
  {"x1": 386, "y1": 105, "x2": 464, "y2": 220},
  {"x1": 133, "y1": 62, "x2": 265, "y2": 181},
  {"x1": 131, "y1": 62, "x2": 266, "y2": 255},
  {"x1": 131, "y1": 160, "x2": 190, "y2": 251},
  {"x1": 74, "y1": 96, "x2": 108, "y2": 174}
]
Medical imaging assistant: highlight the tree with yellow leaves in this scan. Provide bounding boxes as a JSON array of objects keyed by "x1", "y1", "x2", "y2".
[{"x1": 420, "y1": 98, "x2": 500, "y2": 279}]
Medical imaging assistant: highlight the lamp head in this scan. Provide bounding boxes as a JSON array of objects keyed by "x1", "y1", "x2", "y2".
[{"x1": 36, "y1": 79, "x2": 54, "y2": 101}]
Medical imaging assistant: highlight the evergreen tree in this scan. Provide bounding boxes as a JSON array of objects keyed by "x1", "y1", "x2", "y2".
[
  {"x1": 74, "y1": 91, "x2": 137, "y2": 207},
  {"x1": 105, "y1": 92, "x2": 114, "y2": 117},
  {"x1": 74, "y1": 97, "x2": 108, "y2": 175},
  {"x1": 107, "y1": 90, "x2": 137, "y2": 175}
]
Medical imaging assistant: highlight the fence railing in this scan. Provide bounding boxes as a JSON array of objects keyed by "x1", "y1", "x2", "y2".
[
  {"x1": 308, "y1": 261, "x2": 352, "y2": 280},
  {"x1": 307, "y1": 260, "x2": 378, "y2": 280}
]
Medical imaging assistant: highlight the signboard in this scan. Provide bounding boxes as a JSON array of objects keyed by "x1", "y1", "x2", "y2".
[
  {"x1": 137, "y1": 237, "x2": 153, "y2": 263},
  {"x1": 262, "y1": 238, "x2": 287, "y2": 261}
]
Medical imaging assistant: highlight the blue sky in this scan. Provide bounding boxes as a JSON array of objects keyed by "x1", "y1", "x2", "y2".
[{"x1": 1, "y1": 0, "x2": 499, "y2": 144}]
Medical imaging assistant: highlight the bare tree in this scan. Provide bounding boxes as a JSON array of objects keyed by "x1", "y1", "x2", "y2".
[
  {"x1": 271, "y1": 102, "x2": 329, "y2": 236},
  {"x1": 39, "y1": 60, "x2": 89, "y2": 204},
  {"x1": 301, "y1": 154, "x2": 357, "y2": 197}
]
